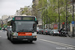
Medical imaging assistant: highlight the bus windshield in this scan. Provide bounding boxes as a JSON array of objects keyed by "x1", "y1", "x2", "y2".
[{"x1": 15, "y1": 21, "x2": 35, "y2": 32}]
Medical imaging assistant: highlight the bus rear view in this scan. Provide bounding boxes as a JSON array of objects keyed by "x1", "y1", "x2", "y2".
[{"x1": 7, "y1": 16, "x2": 38, "y2": 42}]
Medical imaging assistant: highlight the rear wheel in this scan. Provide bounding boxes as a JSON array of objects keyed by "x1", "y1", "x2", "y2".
[
  {"x1": 7, "y1": 33, "x2": 10, "y2": 40},
  {"x1": 52, "y1": 34, "x2": 54, "y2": 36},
  {"x1": 7, "y1": 36, "x2": 10, "y2": 40},
  {"x1": 64, "y1": 34, "x2": 67, "y2": 37}
]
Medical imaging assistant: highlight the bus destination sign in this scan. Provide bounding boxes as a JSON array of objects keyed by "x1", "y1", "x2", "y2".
[
  {"x1": 15, "y1": 17, "x2": 21, "y2": 20},
  {"x1": 14, "y1": 16, "x2": 35, "y2": 21},
  {"x1": 23, "y1": 17, "x2": 34, "y2": 21}
]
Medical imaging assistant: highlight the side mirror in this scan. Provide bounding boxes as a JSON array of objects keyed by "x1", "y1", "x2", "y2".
[
  {"x1": 11, "y1": 20, "x2": 14, "y2": 25},
  {"x1": 35, "y1": 20, "x2": 38, "y2": 24}
]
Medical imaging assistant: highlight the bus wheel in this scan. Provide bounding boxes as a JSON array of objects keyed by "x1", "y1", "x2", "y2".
[
  {"x1": 7, "y1": 33, "x2": 10, "y2": 40},
  {"x1": 7, "y1": 36, "x2": 10, "y2": 40},
  {"x1": 10, "y1": 35, "x2": 14, "y2": 42}
]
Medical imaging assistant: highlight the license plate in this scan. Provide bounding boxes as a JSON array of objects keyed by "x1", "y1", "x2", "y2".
[{"x1": 23, "y1": 39, "x2": 28, "y2": 41}]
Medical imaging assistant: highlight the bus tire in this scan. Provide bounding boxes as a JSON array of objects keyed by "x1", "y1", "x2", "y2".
[
  {"x1": 7, "y1": 33, "x2": 10, "y2": 40},
  {"x1": 10, "y1": 35, "x2": 14, "y2": 42}
]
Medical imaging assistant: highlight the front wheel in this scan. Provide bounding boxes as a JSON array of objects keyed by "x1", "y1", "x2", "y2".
[
  {"x1": 10, "y1": 35, "x2": 14, "y2": 42},
  {"x1": 64, "y1": 34, "x2": 67, "y2": 37},
  {"x1": 7, "y1": 33, "x2": 10, "y2": 40},
  {"x1": 52, "y1": 34, "x2": 54, "y2": 36}
]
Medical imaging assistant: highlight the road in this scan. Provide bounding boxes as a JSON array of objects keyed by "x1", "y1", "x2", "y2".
[{"x1": 0, "y1": 30, "x2": 75, "y2": 50}]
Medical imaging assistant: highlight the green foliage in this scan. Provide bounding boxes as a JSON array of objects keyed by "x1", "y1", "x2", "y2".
[
  {"x1": 37, "y1": 0, "x2": 72, "y2": 24},
  {"x1": 21, "y1": 6, "x2": 31, "y2": 15},
  {"x1": 38, "y1": 0, "x2": 47, "y2": 8}
]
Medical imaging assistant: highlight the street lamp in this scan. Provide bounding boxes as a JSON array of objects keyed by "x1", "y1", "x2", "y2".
[
  {"x1": 72, "y1": 0, "x2": 75, "y2": 37},
  {"x1": 58, "y1": 0, "x2": 60, "y2": 29},
  {"x1": 65, "y1": 0, "x2": 68, "y2": 34}
]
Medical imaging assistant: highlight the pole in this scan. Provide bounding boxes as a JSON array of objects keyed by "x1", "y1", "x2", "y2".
[
  {"x1": 1, "y1": 20, "x2": 3, "y2": 28},
  {"x1": 41, "y1": 0, "x2": 43, "y2": 29},
  {"x1": 72, "y1": 0, "x2": 74, "y2": 37},
  {"x1": 66, "y1": 0, "x2": 68, "y2": 34},
  {"x1": 42, "y1": 9, "x2": 44, "y2": 29},
  {"x1": 58, "y1": 0, "x2": 60, "y2": 29}
]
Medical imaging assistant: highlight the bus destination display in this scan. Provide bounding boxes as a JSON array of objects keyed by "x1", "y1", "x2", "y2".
[
  {"x1": 15, "y1": 17, "x2": 21, "y2": 20},
  {"x1": 15, "y1": 16, "x2": 35, "y2": 21},
  {"x1": 23, "y1": 17, "x2": 34, "y2": 21}
]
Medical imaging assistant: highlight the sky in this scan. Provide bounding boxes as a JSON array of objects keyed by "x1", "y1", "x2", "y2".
[{"x1": 0, "y1": 0, "x2": 32, "y2": 19}]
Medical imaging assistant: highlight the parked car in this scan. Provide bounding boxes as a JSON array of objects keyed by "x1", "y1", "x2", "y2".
[
  {"x1": 43, "y1": 29, "x2": 52, "y2": 35},
  {"x1": 38, "y1": 29, "x2": 44, "y2": 34},
  {"x1": 50, "y1": 29, "x2": 60, "y2": 36},
  {"x1": 37, "y1": 28, "x2": 41, "y2": 34}
]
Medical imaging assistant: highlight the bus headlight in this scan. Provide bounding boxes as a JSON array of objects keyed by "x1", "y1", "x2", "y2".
[
  {"x1": 33, "y1": 36, "x2": 37, "y2": 38},
  {"x1": 12, "y1": 32, "x2": 18, "y2": 36},
  {"x1": 32, "y1": 32, "x2": 37, "y2": 36}
]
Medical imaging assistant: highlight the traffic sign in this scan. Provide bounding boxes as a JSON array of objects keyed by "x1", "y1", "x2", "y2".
[
  {"x1": 53, "y1": 24, "x2": 58, "y2": 29},
  {"x1": 72, "y1": 21, "x2": 75, "y2": 24}
]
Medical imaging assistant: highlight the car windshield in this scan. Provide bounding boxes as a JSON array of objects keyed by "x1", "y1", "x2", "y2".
[
  {"x1": 45, "y1": 29, "x2": 51, "y2": 31},
  {"x1": 40, "y1": 29, "x2": 44, "y2": 30},
  {"x1": 15, "y1": 21, "x2": 35, "y2": 32},
  {"x1": 53, "y1": 30, "x2": 58, "y2": 32}
]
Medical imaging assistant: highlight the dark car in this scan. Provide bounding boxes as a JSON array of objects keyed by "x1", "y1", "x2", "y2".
[
  {"x1": 38, "y1": 29, "x2": 44, "y2": 34},
  {"x1": 37, "y1": 28, "x2": 41, "y2": 34},
  {"x1": 43, "y1": 29, "x2": 52, "y2": 35},
  {"x1": 50, "y1": 29, "x2": 60, "y2": 36}
]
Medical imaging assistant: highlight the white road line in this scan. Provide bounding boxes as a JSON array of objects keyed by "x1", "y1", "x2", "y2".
[{"x1": 39, "y1": 39, "x2": 75, "y2": 48}]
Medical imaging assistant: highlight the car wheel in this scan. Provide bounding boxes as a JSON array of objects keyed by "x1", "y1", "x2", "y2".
[
  {"x1": 46, "y1": 33, "x2": 47, "y2": 35},
  {"x1": 64, "y1": 34, "x2": 67, "y2": 37},
  {"x1": 43, "y1": 32, "x2": 45, "y2": 35},
  {"x1": 52, "y1": 34, "x2": 54, "y2": 36},
  {"x1": 49, "y1": 33, "x2": 51, "y2": 35}
]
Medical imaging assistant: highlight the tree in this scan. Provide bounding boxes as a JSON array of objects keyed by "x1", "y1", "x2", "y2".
[
  {"x1": 21, "y1": 6, "x2": 32, "y2": 15},
  {"x1": 37, "y1": 0, "x2": 73, "y2": 25}
]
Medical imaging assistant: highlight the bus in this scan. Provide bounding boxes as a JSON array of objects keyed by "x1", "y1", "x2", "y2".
[{"x1": 7, "y1": 16, "x2": 38, "y2": 42}]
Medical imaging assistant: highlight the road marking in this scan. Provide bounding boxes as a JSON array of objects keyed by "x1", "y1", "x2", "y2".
[{"x1": 39, "y1": 39, "x2": 75, "y2": 48}]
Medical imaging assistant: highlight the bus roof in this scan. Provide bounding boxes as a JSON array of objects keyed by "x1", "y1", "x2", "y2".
[{"x1": 7, "y1": 15, "x2": 37, "y2": 22}]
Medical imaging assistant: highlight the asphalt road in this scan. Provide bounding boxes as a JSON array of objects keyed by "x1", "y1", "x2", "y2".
[{"x1": 0, "y1": 30, "x2": 75, "y2": 50}]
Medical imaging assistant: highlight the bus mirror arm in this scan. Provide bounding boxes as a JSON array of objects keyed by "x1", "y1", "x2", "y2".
[
  {"x1": 35, "y1": 20, "x2": 38, "y2": 24},
  {"x1": 11, "y1": 20, "x2": 14, "y2": 25}
]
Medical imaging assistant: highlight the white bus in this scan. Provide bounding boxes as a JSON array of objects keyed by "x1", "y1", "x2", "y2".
[{"x1": 7, "y1": 16, "x2": 38, "y2": 42}]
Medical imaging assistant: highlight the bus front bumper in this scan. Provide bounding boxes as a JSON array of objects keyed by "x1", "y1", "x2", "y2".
[{"x1": 12, "y1": 36, "x2": 37, "y2": 41}]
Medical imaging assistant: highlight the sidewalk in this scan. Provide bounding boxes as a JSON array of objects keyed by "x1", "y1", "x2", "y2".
[{"x1": 68, "y1": 31, "x2": 75, "y2": 38}]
